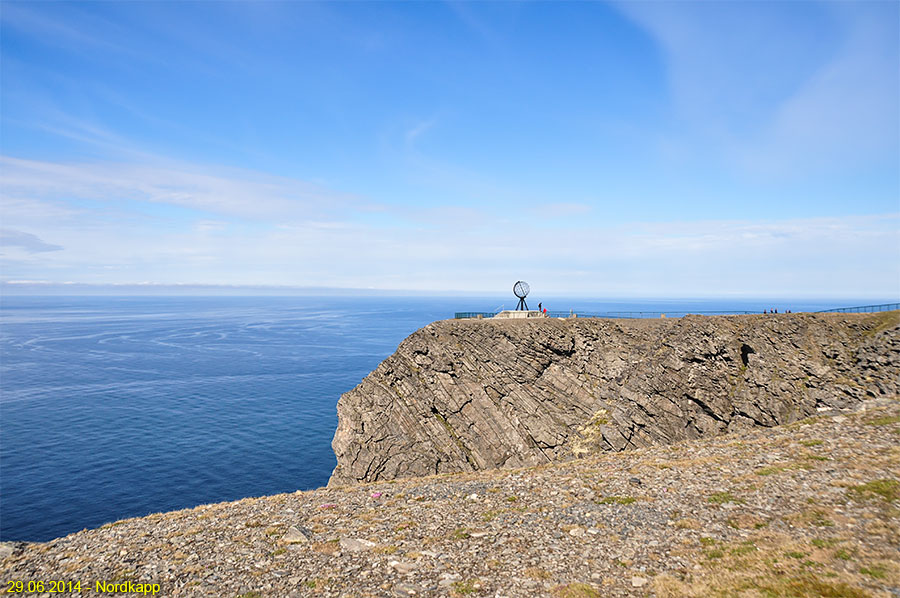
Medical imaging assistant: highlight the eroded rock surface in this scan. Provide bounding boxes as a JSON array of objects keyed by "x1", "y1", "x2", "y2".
[{"x1": 330, "y1": 311, "x2": 899, "y2": 485}]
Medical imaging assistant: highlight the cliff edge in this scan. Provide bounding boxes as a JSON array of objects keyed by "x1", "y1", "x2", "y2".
[{"x1": 330, "y1": 311, "x2": 899, "y2": 486}]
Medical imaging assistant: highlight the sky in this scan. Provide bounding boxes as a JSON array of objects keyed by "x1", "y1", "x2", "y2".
[{"x1": 1, "y1": 1, "x2": 898, "y2": 298}]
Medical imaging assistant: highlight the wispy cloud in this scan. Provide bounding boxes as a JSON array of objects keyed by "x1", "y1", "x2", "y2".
[
  {"x1": 0, "y1": 229, "x2": 63, "y2": 253},
  {"x1": 0, "y1": 3, "x2": 128, "y2": 56},
  {"x1": 0, "y1": 156, "x2": 368, "y2": 223},
  {"x1": 405, "y1": 119, "x2": 436, "y2": 146},
  {"x1": 615, "y1": 1, "x2": 899, "y2": 178},
  {"x1": 738, "y1": 9, "x2": 899, "y2": 176}
]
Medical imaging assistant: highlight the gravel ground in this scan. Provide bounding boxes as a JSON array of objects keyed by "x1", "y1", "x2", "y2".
[{"x1": 3, "y1": 398, "x2": 898, "y2": 598}]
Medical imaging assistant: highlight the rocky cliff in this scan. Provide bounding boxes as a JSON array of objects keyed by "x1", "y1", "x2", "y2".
[{"x1": 330, "y1": 311, "x2": 899, "y2": 486}]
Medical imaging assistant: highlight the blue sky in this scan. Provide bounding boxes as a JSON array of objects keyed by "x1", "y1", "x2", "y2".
[{"x1": 1, "y1": 1, "x2": 898, "y2": 298}]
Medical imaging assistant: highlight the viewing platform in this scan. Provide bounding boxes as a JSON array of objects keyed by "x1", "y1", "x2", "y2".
[
  {"x1": 492, "y1": 310, "x2": 547, "y2": 319},
  {"x1": 454, "y1": 302, "x2": 900, "y2": 321}
]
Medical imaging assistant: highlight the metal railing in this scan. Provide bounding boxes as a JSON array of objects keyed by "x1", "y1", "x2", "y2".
[
  {"x1": 455, "y1": 303, "x2": 899, "y2": 320},
  {"x1": 546, "y1": 310, "x2": 758, "y2": 319},
  {"x1": 817, "y1": 303, "x2": 900, "y2": 314},
  {"x1": 455, "y1": 309, "x2": 757, "y2": 320}
]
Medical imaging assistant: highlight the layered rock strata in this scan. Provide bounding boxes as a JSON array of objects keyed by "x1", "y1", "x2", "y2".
[{"x1": 330, "y1": 311, "x2": 899, "y2": 486}]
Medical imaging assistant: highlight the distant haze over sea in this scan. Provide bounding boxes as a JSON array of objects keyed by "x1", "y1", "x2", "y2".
[{"x1": 2, "y1": 281, "x2": 896, "y2": 302}]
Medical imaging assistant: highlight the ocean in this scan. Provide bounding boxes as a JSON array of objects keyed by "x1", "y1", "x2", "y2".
[{"x1": 0, "y1": 295, "x2": 881, "y2": 542}]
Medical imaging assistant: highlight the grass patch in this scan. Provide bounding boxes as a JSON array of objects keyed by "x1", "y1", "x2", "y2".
[
  {"x1": 834, "y1": 549, "x2": 852, "y2": 561},
  {"x1": 730, "y1": 542, "x2": 757, "y2": 556},
  {"x1": 800, "y1": 439, "x2": 824, "y2": 447},
  {"x1": 310, "y1": 539, "x2": 340, "y2": 555},
  {"x1": 847, "y1": 479, "x2": 899, "y2": 502},
  {"x1": 708, "y1": 491, "x2": 744, "y2": 504},
  {"x1": 760, "y1": 575, "x2": 871, "y2": 597},
  {"x1": 859, "y1": 565, "x2": 887, "y2": 579},
  {"x1": 652, "y1": 533, "x2": 873, "y2": 598},
  {"x1": 524, "y1": 567, "x2": 551, "y2": 580},
  {"x1": 449, "y1": 527, "x2": 471, "y2": 541},
  {"x1": 799, "y1": 509, "x2": 836, "y2": 527},
  {"x1": 450, "y1": 579, "x2": 481, "y2": 595},
  {"x1": 866, "y1": 415, "x2": 900, "y2": 426},
  {"x1": 811, "y1": 538, "x2": 840, "y2": 549},
  {"x1": 674, "y1": 517, "x2": 701, "y2": 529},
  {"x1": 756, "y1": 466, "x2": 787, "y2": 476},
  {"x1": 597, "y1": 495, "x2": 636, "y2": 505},
  {"x1": 551, "y1": 582, "x2": 600, "y2": 598}
]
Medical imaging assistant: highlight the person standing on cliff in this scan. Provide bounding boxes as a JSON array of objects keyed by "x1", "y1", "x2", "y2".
[{"x1": 538, "y1": 302, "x2": 542, "y2": 313}]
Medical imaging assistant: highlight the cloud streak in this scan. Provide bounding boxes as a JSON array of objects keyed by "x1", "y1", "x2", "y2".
[
  {"x1": 616, "y1": 1, "x2": 899, "y2": 179},
  {"x1": 0, "y1": 229, "x2": 63, "y2": 253},
  {"x1": 0, "y1": 156, "x2": 368, "y2": 223}
]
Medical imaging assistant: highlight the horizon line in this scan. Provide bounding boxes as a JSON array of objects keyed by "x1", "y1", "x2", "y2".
[{"x1": 0, "y1": 281, "x2": 897, "y2": 303}]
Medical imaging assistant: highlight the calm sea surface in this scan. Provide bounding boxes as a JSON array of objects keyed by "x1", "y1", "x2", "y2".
[{"x1": 0, "y1": 295, "x2": 879, "y2": 541}]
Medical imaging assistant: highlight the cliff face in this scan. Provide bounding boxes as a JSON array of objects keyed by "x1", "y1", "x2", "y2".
[{"x1": 329, "y1": 311, "x2": 899, "y2": 486}]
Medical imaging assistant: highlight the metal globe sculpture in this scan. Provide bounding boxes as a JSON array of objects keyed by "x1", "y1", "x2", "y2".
[{"x1": 513, "y1": 281, "x2": 530, "y2": 311}]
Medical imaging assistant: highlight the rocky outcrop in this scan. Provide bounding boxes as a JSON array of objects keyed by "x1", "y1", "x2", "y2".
[{"x1": 329, "y1": 311, "x2": 900, "y2": 486}]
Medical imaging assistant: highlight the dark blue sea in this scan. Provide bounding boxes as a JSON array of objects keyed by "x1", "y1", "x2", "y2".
[{"x1": 0, "y1": 295, "x2": 885, "y2": 542}]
